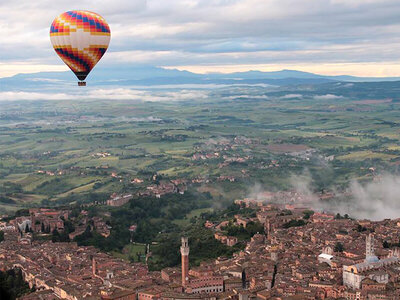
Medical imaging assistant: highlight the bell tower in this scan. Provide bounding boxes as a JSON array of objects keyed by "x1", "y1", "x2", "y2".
[
  {"x1": 91, "y1": 256, "x2": 96, "y2": 276},
  {"x1": 365, "y1": 233, "x2": 379, "y2": 263},
  {"x1": 181, "y1": 237, "x2": 190, "y2": 287}
]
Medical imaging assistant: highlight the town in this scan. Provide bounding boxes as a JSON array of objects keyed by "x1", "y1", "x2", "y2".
[{"x1": 1, "y1": 195, "x2": 400, "y2": 300}]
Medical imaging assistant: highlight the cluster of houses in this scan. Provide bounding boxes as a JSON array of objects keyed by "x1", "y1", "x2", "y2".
[{"x1": 3, "y1": 191, "x2": 400, "y2": 299}]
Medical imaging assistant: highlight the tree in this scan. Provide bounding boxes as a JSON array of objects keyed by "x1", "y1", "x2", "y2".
[
  {"x1": 0, "y1": 268, "x2": 31, "y2": 299},
  {"x1": 357, "y1": 224, "x2": 367, "y2": 232},
  {"x1": 60, "y1": 230, "x2": 70, "y2": 243},
  {"x1": 93, "y1": 182, "x2": 103, "y2": 189},
  {"x1": 280, "y1": 209, "x2": 293, "y2": 216},
  {"x1": 0, "y1": 231, "x2": 4, "y2": 242},
  {"x1": 334, "y1": 242, "x2": 344, "y2": 253},
  {"x1": 383, "y1": 241, "x2": 390, "y2": 249},
  {"x1": 51, "y1": 229, "x2": 60, "y2": 243},
  {"x1": 303, "y1": 210, "x2": 314, "y2": 220},
  {"x1": 283, "y1": 219, "x2": 306, "y2": 229},
  {"x1": 25, "y1": 224, "x2": 30, "y2": 233},
  {"x1": 63, "y1": 220, "x2": 75, "y2": 234}
]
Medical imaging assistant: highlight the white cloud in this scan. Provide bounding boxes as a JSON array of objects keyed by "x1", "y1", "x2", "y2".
[
  {"x1": 313, "y1": 94, "x2": 343, "y2": 100},
  {"x1": 0, "y1": 91, "x2": 70, "y2": 101},
  {"x1": 330, "y1": 0, "x2": 393, "y2": 8},
  {"x1": 87, "y1": 88, "x2": 208, "y2": 101},
  {"x1": 282, "y1": 171, "x2": 400, "y2": 221},
  {"x1": 0, "y1": 88, "x2": 209, "y2": 102},
  {"x1": 349, "y1": 175, "x2": 400, "y2": 221},
  {"x1": 223, "y1": 94, "x2": 270, "y2": 100},
  {"x1": 280, "y1": 94, "x2": 302, "y2": 99},
  {"x1": 3, "y1": 0, "x2": 400, "y2": 76}
]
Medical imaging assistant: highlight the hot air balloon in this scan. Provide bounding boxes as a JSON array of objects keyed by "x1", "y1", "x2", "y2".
[{"x1": 50, "y1": 10, "x2": 111, "y2": 86}]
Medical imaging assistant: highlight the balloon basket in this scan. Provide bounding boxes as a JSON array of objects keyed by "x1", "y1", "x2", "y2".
[{"x1": 78, "y1": 81, "x2": 86, "y2": 86}]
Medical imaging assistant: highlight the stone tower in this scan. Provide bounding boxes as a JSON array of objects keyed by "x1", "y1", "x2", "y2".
[
  {"x1": 180, "y1": 237, "x2": 190, "y2": 287},
  {"x1": 271, "y1": 251, "x2": 278, "y2": 262},
  {"x1": 365, "y1": 233, "x2": 379, "y2": 263},
  {"x1": 91, "y1": 256, "x2": 97, "y2": 276}
]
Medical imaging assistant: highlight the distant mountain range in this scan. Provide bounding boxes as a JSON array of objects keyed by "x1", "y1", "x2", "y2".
[{"x1": 1, "y1": 65, "x2": 400, "y2": 91}]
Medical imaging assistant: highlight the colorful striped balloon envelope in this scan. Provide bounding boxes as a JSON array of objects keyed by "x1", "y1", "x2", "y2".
[{"x1": 50, "y1": 10, "x2": 111, "y2": 86}]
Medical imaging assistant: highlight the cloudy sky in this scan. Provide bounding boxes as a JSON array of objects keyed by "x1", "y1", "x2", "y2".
[{"x1": 2, "y1": 0, "x2": 400, "y2": 77}]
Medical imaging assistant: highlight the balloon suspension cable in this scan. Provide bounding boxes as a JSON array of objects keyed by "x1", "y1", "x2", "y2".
[{"x1": 78, "y1": 81, "x2": 86, "y2": 87}]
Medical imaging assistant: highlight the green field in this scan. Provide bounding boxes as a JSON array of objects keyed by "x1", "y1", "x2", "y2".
[
  {"x1": 1, "y1": 83, "x2": 400, "y2": 213},
  {"x1": 111, "y1": 243, "x2": 147, "y2": 262},
  {"x1": 172, "y1": 208, "x2": 214, "y2": 227}
]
